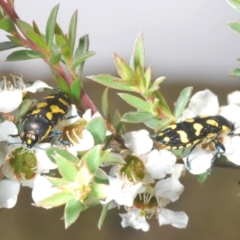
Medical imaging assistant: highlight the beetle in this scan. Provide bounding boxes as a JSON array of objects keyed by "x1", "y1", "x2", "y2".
[
  {"x1": 153, "y1": 115, "x2": 235, "y2": 169},
  {"x1": 10, "y1": 92, "x2": 71, "y2": 148}
]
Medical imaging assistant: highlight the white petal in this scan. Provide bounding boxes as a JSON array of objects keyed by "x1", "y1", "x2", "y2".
[
  {"x1": 182, "y1": 89, "x2": 219, "y2": 119},
  {"x1": 171, "y1": 163, "x2": 186, "y2": 179},
  {"x1": 227, "y1": 91, "x2": 240, "y2": 106},
  {"x1": 25, "y1": 80, "x2": 52, "y2": 93},
  {"x1": 124, "y1": 130, "x2": 153, "y2": 155},
  {"x1": 82, "y1": 109, "x2": 92, "y2": 121},
  {"x1": 35, "y1": 143, "x2": 57, "y2": 172},
  {"x1": 32, "y1": 175, "x2": 60, "y2": 208},
  {"x1": 0, "y1": 180, "x2": 20, "y2": 208},
  {"x1": 0, "y1": 90, "x2": 22, "y2": 113},
  {"x1": 224, "y1": 136, "x2": 240, "y2": 165},
  {"x1": 158, "y1": 208, "x2": 188, "y2": 228},
  {"x1": 0, "y1": 121, "x2": 21, "y2": 142},
  {"x1": 183, "y1": 148, "x2": 212, "y2": 174},
  {"x1": 155, "y1": 178, "x2": 184, "y2": 202},
  {"x1": 120, "y1": 208, "x2": 150, "y2": 231},
  {"x1": 220, "y1": 105, "x2": 240, "y2": 133},
  {"x1": 146, "y1": 149, "x2": 176, "y2": 179}
]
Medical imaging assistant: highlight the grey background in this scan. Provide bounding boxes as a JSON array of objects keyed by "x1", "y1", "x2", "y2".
[{"x1": 0, "y1": 1, "x2": 240, "y2": 239}]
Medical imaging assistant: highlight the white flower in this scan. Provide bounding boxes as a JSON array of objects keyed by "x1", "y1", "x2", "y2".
[
  {"x1": 0, "y1": 75, "x2": 52, "y2": 113},
  {"x1": 119, "y1": 178, "x2": 187, "y2": 231},
  {"x1": 103, "y1": 175, "x2": 145, "y2": 207},
  {"x1": 227, "y1": 91, "x2": 240, "y2": 106},
  {"x1": 124, "y1": 130, "x2": 153, "y2": 155}
]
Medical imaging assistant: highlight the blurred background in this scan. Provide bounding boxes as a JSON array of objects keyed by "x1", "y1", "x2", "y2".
[{"x1": 1, "y1": 0, "x2": 240, "y2": 239}]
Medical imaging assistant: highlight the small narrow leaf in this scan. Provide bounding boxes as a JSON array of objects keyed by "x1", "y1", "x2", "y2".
[
  {"x1": 16, "y1": 19, "x2": 34, "y2": 33},
  {"x1": 101, "y1": 87, "x2": 110, "y2": 122},
  {"x1": 25, "y1": 31, "x2": 48, "y2": 50},
  {"x1": 229, "y1": 68, "x2": 240, "y2": 78},
  {"x1": 55, "y1": 154, "x2": 78, "y2": 181},
  {"x1": 55, "y1": 34, "x2": 70, "y2": 59},
  {"x1": 6, "y1": 50, "x2": 45, "y2": 61},
  {"x1": 64, "y1": 198, "x2": 83, "y2": 228},
  {"x1": 72, "y1": 51, "x2": 95, "y2": 70},
  {"x1": 0, "y1": 41, "x2": 19, "y2": 51},
  {"x1": 118, "y1": 93, "x2": 150, "y2": 112},
  {"x1": 82, "y1": 145, "x2": 102, "y2": 173},
  {"x1": 227, "y1": 0, "x2": 240, "y2": 13},
  {"x1": 68, "y1": 10, "x2": 78, "y2": 56},
  {"x1": 53, "y1": 74, "x2": 71, "y2": 94},
  {"x1": 70, "y1": 76, "x2": 81, "y2": 103},
  {"x1": 36, "y1": 191, "x2": 74, "y2": 207},
  {"x1": 0, "y1": 16, "x2": 16, "y2": 32},
  {"x1": 121, "y1": 111, "x2": 153, "y2": 123},
  {"x1": 143, "y1": 66, "x2": 152, "y2": 89},
  {"x1": 89, "y1": 74, "x2": 138, "y2": 91},
  {"x1": 32, "y1": 21, "x2": 41, "y2": 35},
  {"x1": 173, "y1": 87, "x2": 193, "y2": 120},
  {"x1": 196, "y1": 171, "x2": 208, "y2": 184},
  {"x1": 46, "y1": 4, "x2": 59, "y2": 48},
  {"x1": 228, "y1": 22, "x2": 240, "y2": 34},
  {"x1": 114, "y1": 53, "x2": 135, "y2": 80},
  {"x1": 55, "y1": 22, "x2": 65, "y2": 37},
  {"x1": 48, "y1": 53, "x2": 62, "y2": 65},
  {"x1": 86, "y1": 117, "x2": 107, "y2": 144},
  {"x1": 7, "y1": 35, "x2": 22, "y2": 45},
  {"x1": 101, "y1": 152, "x2": 125, "y2": 164},
  {"x1": 98, "y1": 203, "x2": 110, "y2": 230},
  {"x1": 74, "y1": 34, "x2": 89, "y2": 75},
  {"x1": 130, "y1": 32, "x2": 145, "y2": 73},
  {"x1": 46, "y1": 147, "x2": 79, "y2": 164}
]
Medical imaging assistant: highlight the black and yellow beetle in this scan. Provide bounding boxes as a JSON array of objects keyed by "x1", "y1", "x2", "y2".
[
  {"x1": 153, "y1": 115, "x2": 235, "y2": 168},
  {"x1": 10, "y1": 92, "x2": 71, "y2": 148}
]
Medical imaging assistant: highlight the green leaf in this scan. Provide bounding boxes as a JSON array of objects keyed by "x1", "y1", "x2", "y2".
[
  {"x1": 229, "y1": 68, "x2": 240, "y2": 78},
  {"x1": 86, "y1": 117, "x2": 107, "y2": 144},
  {"x1": 130, "y1": 32, "x2": 145, "y2": 74},
  {"x1": 228, "y1": 22, "x2": 240, "y2": 34},
  {"x1": 16, "y1": 19, "x2": 34, "y2": 33},
  {"x1": 173, "y1": 87, "x2": 193, "y2": 120},
  {"x1": 54, "y1": 74, "x2": 71, "y2": 94},
  {"x1": 89, "y1": 74, "x2": 138, "y2": 91},
  {"x1": 68, "y1": 10, "x2": 78, "y2": 56},
  {"x1": 25, "y1": 31, "x2": 48, "y2": 50},
  {"x1": 94, "y1": 168, "x2": 109, "y2": 184},
  {"x1": 113, "y1": 109, "x2": 125, "y2": 134},
  {"x1": 7, "y1": 35, "x2": 22, "y2": 45},
  {"x1": 152, "y1": 76, "x2": 165, "y2": 87},
  {"x1": 55, "y1": 34, "x2": 70, "y2": 59},
  {"x1": 90, "y1": 183, "x2": 109, "y2": 199},
  {"x1": 121, "y1": 111, "x2": 153, "y2": 123},
  {"x1": 0, "y1": 41, "x2": 19, "y2": 51},
  {"x1": 32, "y1": 20, "x2": 41, "y2": 35},
  {"x1": 143, "y1": 117, "x2": 162, "y2": 130},
  {"x1": 143, "y1": 66, "x2": 151, "y2": 89},
  {"x1": 98, "y1": 203, "x2": 110, "y2": 230},
  {"x1": 48, "y1": 53, "x2": 61, "y2": 65},
  {"x1": 226, "y1": 0, "x2": 240, "y2": 12},
  {"x1": 46, "y1": 4, "x2": 59, "y2": 48},
  {"x1": 46, "y1": 147, "x2": 79, "y2": 164},
  {"x1": 46, "y1": 176, "x2": 65, "y2": 187},
  {"x1": 82, "y1": 145, "x2": 102, "y2": 173},
  {"x1": 55, "y1": 22, "x2": 65, "y2": 37},
  {"x1": 114, "y1": 53, "x2": 135, "y2": 80},
  {"x1": 101, "y1": 87, "x2": 110, "y2": 122},
  {"x1": 155, "y1": 118, "x2": 173, "y2": 131},
  {"x1": 6, "y1": 50, "x2": 45, "y2": 61},
  {"x1": 64, "y1": 198, "x2": 83, "y2": 228},
  {"x1": 196, "y1": 171, "x2": 208, "y2": 184},
  {"x1": 72, "y1": 51, "x2": 95, "y2": 70},
  {"x1": 0, "y1": 16, "x2": 16, "y2": 32},
  {"x1": 55, "y1": 154, "x2": 78, "y2": 182},
  {"x1": 118, "y1": 93, "x2": 150, "y2": 112},
  {"x1": 101, "y1": 151, "x2": 125, "y2": 164},
  {"x1": 36, "y1": 191, "x2": 74, "y2": 207},
  {"x1": 70, "y1": 76, "x2": 81, "y2": 103},
  {"x1": 74, "y1": 34, "x2": 89, "y2": 76}
]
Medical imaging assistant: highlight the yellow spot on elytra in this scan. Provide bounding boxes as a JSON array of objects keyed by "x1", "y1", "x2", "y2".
[
  {"x1": 207, "y1": 133, "x2": 216, "y2": 139},
  {"x1": 59, "y1": 97, "x2": 69, "y2": 106},
  {"x1": 31, "y1": 109, "x2": 41, "y2": 115},
  {"x1": 46, "y1": 112, "x2": 53, "y2": 120},
  {"x1": 193, "y1": 123, "x2": 203, "y2": 136},
  {"x1": 36, "y1": 102, "x2": 48, "y2": 108},
  {"x1": 206, "y1": 119, "x2": 218, "y2": 127},
  {"x1": 185, "y1": 118, "x2": 194, "y2": 123},
  {"x1": 169, "y1": 125, "x2": 177, "y2": 130},
  {"x1": 163, "y1": 136, "x2": 170, "y2": 142},
  {"x1": 177, "y1": 130, "x2": 189, "y2": 143},
  {"x1": 50, "y1": 105, "x2": 65, "y2": 114}
]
